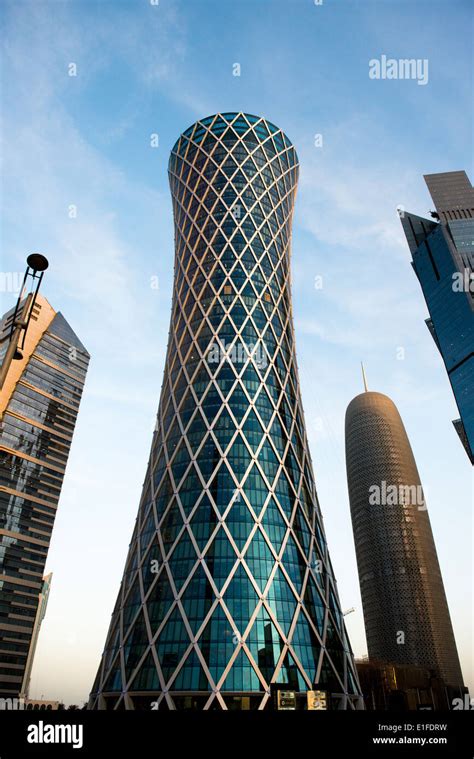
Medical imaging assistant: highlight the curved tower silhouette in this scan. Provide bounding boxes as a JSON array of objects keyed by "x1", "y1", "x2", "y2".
[
  {"x1": 345, "y1": 387, "x2": 464, "y2": 689},
  {"x1": 90, "y1": 113, "x2": 361, "y2": 710}
]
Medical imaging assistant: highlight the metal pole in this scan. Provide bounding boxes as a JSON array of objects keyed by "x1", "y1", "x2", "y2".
[{"x1": 0, "y1": 293, "x2": 33, "y2": 390}]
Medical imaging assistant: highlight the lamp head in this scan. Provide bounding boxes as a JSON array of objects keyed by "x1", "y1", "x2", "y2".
[{"x1": 27, "y1": 254, "x2": 49, "y2": 272}]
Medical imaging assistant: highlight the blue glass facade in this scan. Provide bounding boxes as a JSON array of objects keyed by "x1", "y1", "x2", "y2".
[
  {"x1": 401, "y1": 172, "x2": 474, "y2": 463},
  {"x1": 90, "y1": 113, "x2": 362, "y2": 710}
]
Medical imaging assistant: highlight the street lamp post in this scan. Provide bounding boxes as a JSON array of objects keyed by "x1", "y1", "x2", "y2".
[{"x1": 0, "y1": 254, "x2": 49, "y2": 390}]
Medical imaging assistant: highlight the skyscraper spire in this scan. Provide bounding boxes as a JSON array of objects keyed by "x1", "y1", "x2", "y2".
[{"x1": 361, "y1": 362, "x2": 368, "y2": 392}]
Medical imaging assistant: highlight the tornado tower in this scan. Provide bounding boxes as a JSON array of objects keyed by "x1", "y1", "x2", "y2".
[
  {"x1": 345, "y1": 385, "x2": 464, "y2": 690},
  {"x1": 90, "y1": 113, "x2": 361, "y2": 710}
]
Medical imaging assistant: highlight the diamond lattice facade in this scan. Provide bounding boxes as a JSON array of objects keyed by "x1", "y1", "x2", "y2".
[{"x1": 89, "y1": 112, "x2": 362, "y2": 711}]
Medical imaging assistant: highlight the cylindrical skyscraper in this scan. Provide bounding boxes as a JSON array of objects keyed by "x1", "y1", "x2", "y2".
[
  {"x1": 90, "y1": 113, "x2": 362, "y2": 710},
  {"x1": 345, "y1": 388, "x2": 464, "y2": 690}
]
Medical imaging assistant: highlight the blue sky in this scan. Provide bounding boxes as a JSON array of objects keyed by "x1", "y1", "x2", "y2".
[{"x1": 1, "y1": 0, "x2": 472, "y2": 704}]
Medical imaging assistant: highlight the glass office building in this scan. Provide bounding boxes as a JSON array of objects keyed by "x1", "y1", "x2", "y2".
[
  {"x1": 400, "y1": 171, "x2": 474, "y2": 463},
  {"x1": 90, "y1": 113, "x2": 362, "y2": 710},
  {"x1": 0, "y1": 294, "x2": 89, "y2": 698}
]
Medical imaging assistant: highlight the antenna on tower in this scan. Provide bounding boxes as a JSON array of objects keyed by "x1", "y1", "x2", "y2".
[{"x1": 361, "y1": 362, "x2": 368, "y2": 392}]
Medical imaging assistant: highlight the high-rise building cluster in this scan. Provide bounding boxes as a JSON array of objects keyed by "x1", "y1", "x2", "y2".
[{"x1": 0, "y1": 114, "x2": 470, "y2": 711}]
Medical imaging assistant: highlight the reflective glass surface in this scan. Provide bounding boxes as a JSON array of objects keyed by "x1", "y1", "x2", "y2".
[{"x1": 90, "y1": 113, "x2": 361, "y2": 710}]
